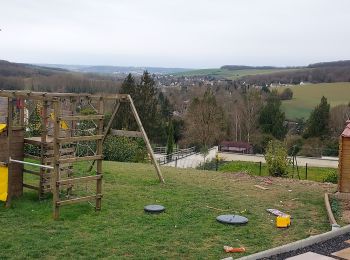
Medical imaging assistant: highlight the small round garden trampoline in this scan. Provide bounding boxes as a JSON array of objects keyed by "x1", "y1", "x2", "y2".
[
  {"x1": 144, "y1": 204, "x2": 165, "y2": 213},
  {"x1": 216, "y1": 214, "x2": 248, "y2": 225}
]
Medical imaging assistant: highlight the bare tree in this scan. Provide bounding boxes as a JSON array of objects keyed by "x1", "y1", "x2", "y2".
[
  {"x1": 241, "y1": 89, "x2": 262, "y2": 142},
  {"x1": 184, "y1": 89, "x2": 226, "y2": 148},
  {"x1": 329, "y1": 104, "x2": 350, "y2": 137}
]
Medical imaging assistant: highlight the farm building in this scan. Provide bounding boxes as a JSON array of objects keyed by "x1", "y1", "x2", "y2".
[{"x1": 218, "y1": 141, "x2": 253, "y2": 154}]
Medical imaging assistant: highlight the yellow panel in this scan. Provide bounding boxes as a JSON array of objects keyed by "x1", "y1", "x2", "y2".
[
  {"x1": 0, "y1": 123, "x2": 6, "y2": 134},
  {"x1": 0, "y1": 165, "x2": 8, "y2": 202},
  {"x1": 50, "y1": 113, "x2": 69, "y2": 130},
  {"x1": 60, "y1": 120, "x2": 69, "y2": 130}
]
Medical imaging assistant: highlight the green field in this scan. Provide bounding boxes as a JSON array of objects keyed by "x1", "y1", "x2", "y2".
[
  {"x1": 0, "y1": 161, "x2": 335, "y2": 259},
  {"x1": 175, "y1": 68, "x2": 296, "y2": 80},
  {"x1": 279, "y1": 82, "x2": 350, "y2": 120},
  {"x1": 218, "y1": 161, "x2": 337, "y2": 183}
]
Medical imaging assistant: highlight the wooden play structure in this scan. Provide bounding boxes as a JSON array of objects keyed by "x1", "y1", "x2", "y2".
[
  {"x1": 338, "y1": 120, "x2": 350, "y2": 192},
  {"x1": 0, "y1": 90, "x2": 164, "y2": 219}
]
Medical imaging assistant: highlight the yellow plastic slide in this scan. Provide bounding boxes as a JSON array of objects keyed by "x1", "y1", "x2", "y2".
[{"x1": 0, "y1": 165, "x2": 8, "y2": 202}]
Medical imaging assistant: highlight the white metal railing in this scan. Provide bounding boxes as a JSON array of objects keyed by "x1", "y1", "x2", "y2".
[{"x1": 157, "y1": 147, "x2": 196, "y2": 165}]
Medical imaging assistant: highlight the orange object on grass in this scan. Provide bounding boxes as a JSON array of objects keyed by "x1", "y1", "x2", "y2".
[{"x1": 223, "y1": 246, "x2": 246, "y2": 253}]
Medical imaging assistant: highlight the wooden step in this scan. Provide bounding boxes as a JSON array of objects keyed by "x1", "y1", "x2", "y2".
[
  {"x1": 57, "y1": 135, "x2": 103, "y2": 144},
  {"x1": 56, "y1": 194, "x2": 102, "y2": 206},
  {"x1": 23, "y1": 183, "x2": 40, "y2": 191},
  {"x1": 24, "y1": 136, "x2": 53, "y2": 146},
  {"x1": 59, "y1": 155, "x2": 103, "y2": 164},
  {"x1": 57, "y1": 175, "x2": 102, "y2": 186},
  {"x1": 59, "y1": 115, "x2": 104, "y2": 121},
  {"x1": 110, "y1": 129, "x2": 143, "y2": 138}
]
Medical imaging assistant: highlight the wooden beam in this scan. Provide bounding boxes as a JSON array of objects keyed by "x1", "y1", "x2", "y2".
[
  {"x1": 57, "y1": 135, "x2": 103, "y2": 144},
  {"x1": 0, "y1": 90, "x2": 131, "y2": 101},
  {"x1": 103, "y1": 102, "x2": 120, "y2": 142},
  {"x1": 127, "y1": 95, "x2": 165, "y2": 183},
  {"x1": 87, "y1": 101, "x2": 120, "y2": 172},
  {"x1": 40, "y1": 100, "x2": 49, "y2": 198},
  {"x1": 110, "y1": 129, "x2": 143, "y2": 138},
  {"x1": 24, "y1": 153, "x2": 41, "y2": 161},
  {"x1": 23, "y1": 183, "x2": 40, "y2": 191},
  {"x1": 96, "y1": 97, "x2": 104, "y2": 211},
  {"x1": 52, "y1": 98, "x2": 60, "y2": 220},
  {"x1": 59, "y1": 155, "x2": 103, "y2": 164},
  {"x1": 23, "y1": 168, "x2": 41, "y2": 176},
  {"x1": 57, "y1": 175, "x2": 102, "y2": 186},
  {"x1": 56, "y1": 194, "x2": 103, "y2": 206},
  {"x1": 59, "y1": 115, "x2": 104, "y2": 121},
  {"x1": 24, "y1": 137, "x2": 53, "y2": 147},
  {"x1": 45, "y1": 147, "x2": 75, "y2": 156},
  {"x1": 6, "y1": 97, "x2": 13, "y2": 208}
]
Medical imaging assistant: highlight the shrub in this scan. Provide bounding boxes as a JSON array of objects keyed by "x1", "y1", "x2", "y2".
[
  {"x1": 322, "y1": 138, "x2": 339, "y2": 157},
  {"x1": 323, "y1": 171, "x2": 338, "y2": 184},
  {"x1": 264, "y1": 140, "x2": 290, "y2": 177},
  {"x1": 103, "y1": 136, "x2": 147, "y2": 163},
  {"x1": 279, "y1": 88, "x2": 293, "y2": 100},
  {"x1": 299, "y1": 138, "x2": 323, "y2": 157},
  {"x1": 251, "y1": 133, "x2": 275, "y2": 154},
  {"x1": 285, "y1": 135, "x2": 303, "y2": 156}
]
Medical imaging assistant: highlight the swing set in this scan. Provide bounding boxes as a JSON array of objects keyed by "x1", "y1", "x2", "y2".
[{"x1": 0, "y1": 90, "x2": 164, "y2": 219}]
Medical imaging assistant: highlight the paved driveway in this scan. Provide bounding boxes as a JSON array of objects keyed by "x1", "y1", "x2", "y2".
[{"x1": 219, "y1": 152, "x2": 339, "y2": 168}]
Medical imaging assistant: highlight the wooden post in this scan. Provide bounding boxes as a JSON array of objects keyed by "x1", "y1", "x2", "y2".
[
  {"x1": 305, "y1": 163, "x2": 308, "y2": 180},
  {"x1": 19, "y1": 98, "x2": 24, "y2": 127},
  {"x1": 102, "y1": 101, "x2": 120, "y2": 143},
  {"x1": 70, "y1": 97, "x2": 77, "y2": 140},
  {"x1": 39, "y1": 100, "x2": 48, "y2": 199},
  {"x1": 5, "y1": 98, "x2": 13, "y2": 208},
  {"x1": 96, "y1": 97, "x2": 104, "y2": 211},
  {"x1": 127, "y1": 95, "x2": 165, "y2": 183},
  {"x1": 87, "y1": 101, "x2": 120, "y2": 172},
  {"x1": 259, "y1": 161, "x2": 262, "y2": 176},
  {"x1": 52, "y1": 99, "x2": 60, "y2": 219}
]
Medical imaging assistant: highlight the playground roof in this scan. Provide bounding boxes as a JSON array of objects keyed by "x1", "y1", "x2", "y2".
[{"x1": 341, "y1": 120, "x2": 350, "y2": 137}]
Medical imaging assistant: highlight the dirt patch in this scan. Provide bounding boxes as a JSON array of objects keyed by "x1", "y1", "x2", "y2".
[
  {"x1": 222, "y1": 172, "x2": 336, "y2": 192},
  {"x1": 340, "y1": 200, "x2": 350, "y2": 224}
]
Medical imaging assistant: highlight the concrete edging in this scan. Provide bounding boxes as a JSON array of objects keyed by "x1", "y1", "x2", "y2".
[
  {"x1": 324, "y1": 193, "x2": 337, "y2": 226},
  {"x1": 236, "y1": 224, "x2": 350, "y2": 260}
]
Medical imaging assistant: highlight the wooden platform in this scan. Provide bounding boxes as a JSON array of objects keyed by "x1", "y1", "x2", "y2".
[{"x1": 24, "y1": 136, "x2": 54, "y2": 146}]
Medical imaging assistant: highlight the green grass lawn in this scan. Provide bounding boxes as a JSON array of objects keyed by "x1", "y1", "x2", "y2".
[
  {"x1": 0, "y1": 161, "x2": 336, "y2": 259},
  {"x1": 279, "y1": 82, "x2": 350, "y2": 120},
  {"x1": 175, "y1": 68, "x2": 296, "y2": 80},
  {"x1": 219, "y1": 161, "x2": 337, "y2": 183}
]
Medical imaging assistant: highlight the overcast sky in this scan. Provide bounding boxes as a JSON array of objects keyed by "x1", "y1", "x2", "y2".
[{"x1": 0, "y1": 0, "x2": 349, "y2": 68}]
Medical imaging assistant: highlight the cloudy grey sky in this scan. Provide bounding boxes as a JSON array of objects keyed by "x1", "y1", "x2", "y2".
[{"x1": 0, "y1": 0, "x2": 349, "y2": 68}]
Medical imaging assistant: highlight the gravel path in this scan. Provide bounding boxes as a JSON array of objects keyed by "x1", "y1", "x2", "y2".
[{"x1": 260, "y1": 232, "x2": 350, "y2": 259}]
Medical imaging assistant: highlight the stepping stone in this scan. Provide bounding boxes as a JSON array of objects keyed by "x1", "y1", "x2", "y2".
[
  {"x1": 286, "y1": 252, "x2": 335, "y2": 260},
  {"x1": 144, "y1": 204, "x2": 165, "y2": 213},
  {"x1": 216, "y1": 214, "x2": 248, "y2": 225},
  {"x1": 332, "y1": 247, "x2": 350, "y2": 259}
]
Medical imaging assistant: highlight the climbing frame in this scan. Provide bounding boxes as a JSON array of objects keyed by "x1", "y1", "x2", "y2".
[{"x1": 0, "y1": 90, "x2": 164, "y2": 219}]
